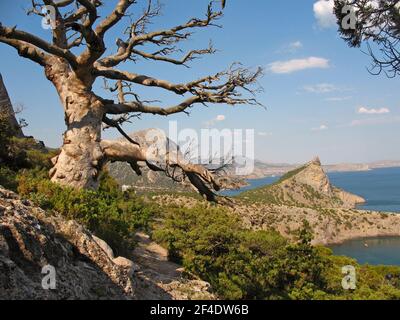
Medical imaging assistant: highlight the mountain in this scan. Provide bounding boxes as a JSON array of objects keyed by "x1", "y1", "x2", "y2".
[
  {"x1": 153, "y1": 157, "x2": 400, "y2": 245},
  {"x1": 239, "y1": 157, "x2": 365, "y2": 209},
  {"x1": 108, "y1": 159, "x2": 247, "y2": 193},
  {"x1": 107, "y1": 161, "x2": 194, "y2": 193}
]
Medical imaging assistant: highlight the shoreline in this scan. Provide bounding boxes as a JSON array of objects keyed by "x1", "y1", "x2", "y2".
[{"x1": 325, "y1": 234, "x2": 400, "y2": 247}]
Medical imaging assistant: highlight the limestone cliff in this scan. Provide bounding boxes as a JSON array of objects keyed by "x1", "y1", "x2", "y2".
[
  {"x1": 241, "y1": 157, "x2": 365, "y2": 209},
  {"x1": 0, "y1": 74, "x2": 24, "y2": 138}
]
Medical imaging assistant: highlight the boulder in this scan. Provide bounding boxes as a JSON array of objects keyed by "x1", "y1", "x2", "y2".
[
  {"x1": 0, "y1": 187, "x2": 135, "y2": 300},
  {"x1": 93, "y1": 235, "x2": 114, "y2": 260}
]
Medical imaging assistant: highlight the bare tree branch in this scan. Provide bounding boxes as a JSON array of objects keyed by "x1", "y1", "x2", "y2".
[
  {"x1": 0, "y1": 37, "x2": 50, "y2": 66},
  {"x1": 104, "y1": 96, "x2": 200, "y2": 115},
  {"x1": 0, "y1": 0, "x2": 261, "y2": 201},
  {"x1": 0, "y1": 23, "x2": 77, "y2": 66},
  {"x1": 97, "y1": 2, "x2": 221, "y2": 68},
  {"x1": 95, "y1": 0, "x2": 134, "y2": 38},
  {"x1": 334, "y1": 0, "x2": 400, "y2": 77},
  {"x1": 101, "y1": 130, "x2": 221, "y2": 201}
]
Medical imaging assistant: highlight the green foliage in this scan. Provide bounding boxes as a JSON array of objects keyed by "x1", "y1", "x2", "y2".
[
  {"x1": 0, "y1": 111, "x2": 13, "y2": 159},
  {"x1": 0, "y1": 114, "x2": 25, "y2": 168},
  {"x1": 319, "y1": 249, "x2": 400, "y2": 300},
  {"x1": 154, "y1": 206, "x2": 400, "y2": 300},
  {"x1": 0, "y1": 165, "x2": 18, "y2": 190},
  {"x1": 154, "y1": 207, "x2": 330, "y2": 299},
  {"x1": 17, "y1": 169, "x2": 155, "y2": 256},
  {"x1": 275, "y1": 165, "x2": 306, "y2": 184},
  {"x1": 0, "y1": 111, "x2": 56, "y2": 171}
]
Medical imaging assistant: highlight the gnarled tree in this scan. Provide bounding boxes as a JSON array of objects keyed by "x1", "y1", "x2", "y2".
[
  {"x1": 0, "y1": 0, "x2": 262, "y2": 201},
  {"x1": 334, "y1": 0, "x2": 400, "y2": 77}
]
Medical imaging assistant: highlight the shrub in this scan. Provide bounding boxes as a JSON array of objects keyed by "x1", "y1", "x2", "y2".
[
  {"x1": 154, "y1": 205, "x2": 400, "y2": 300},
  {"x1": 153, "y1": 206, "x2": 330, "y2": 299},
  {"x1": 17, "y1": 168, "x2": 155, "y2": 256},
  {"x1": 0, "y1": 165, "x2": 18, "y2": 191}
]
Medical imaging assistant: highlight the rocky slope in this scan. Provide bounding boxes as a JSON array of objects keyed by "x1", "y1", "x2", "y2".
[
  {"x1": 153, "y1": 193, "x2": 400, "y2": 246},
  {"x1": 240, "y1": 157, "x2": 365, "y2": 209},
  {"x1": 108, "y1": 160, "x2": 247, "y2": 194},
  {"x1": 0, "y1": 187, "x2": 214, "y2": 300},
  {"x1": 151, "y1": 157, "x2": 400, "y2": 245},
  {"x1": 0, "y1": 73, "x2": 24, "y2": 138},
  {"x1": 108, "y1": 161, "x2": 193, "y2": 193},
  {"x1": 0, "y1": 187, "x2": 136, "y2": 299}
]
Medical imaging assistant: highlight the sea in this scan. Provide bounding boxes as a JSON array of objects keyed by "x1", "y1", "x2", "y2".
[{"x1": 222, "y1": 167, "x2": 400, "y2": 265}]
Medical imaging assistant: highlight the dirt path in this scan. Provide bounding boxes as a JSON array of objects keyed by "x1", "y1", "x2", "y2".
[{"x1": 133, "y1": 232, "x2": 216, "y2": 300}]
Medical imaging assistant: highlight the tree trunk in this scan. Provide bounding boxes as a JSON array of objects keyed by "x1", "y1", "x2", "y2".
[{"x1": 46, "y1": 60, "x2": 105, "y2": 189}]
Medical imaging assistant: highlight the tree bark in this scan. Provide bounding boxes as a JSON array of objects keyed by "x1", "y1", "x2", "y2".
[{"x1": 46, "y1": 59, "x2": 104, "y2": 189}]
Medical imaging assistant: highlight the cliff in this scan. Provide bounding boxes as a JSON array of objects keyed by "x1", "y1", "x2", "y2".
[
  {"x1": 240, "y1": 157, "x2": 365, "y2": 209},
  {"x1": 0, "y1": 74, "x2": 24, "y2": 138}
]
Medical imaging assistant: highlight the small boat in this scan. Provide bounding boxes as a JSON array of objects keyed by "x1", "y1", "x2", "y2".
[{"x1": 364, "y1": 242, "x2": 369, "y2": 248}]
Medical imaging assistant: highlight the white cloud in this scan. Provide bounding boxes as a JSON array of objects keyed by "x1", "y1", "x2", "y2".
[
  {"x1": 358, "y1": 107, "x2": 390, "y2": 115},
  {"x1": 313, "y1": 0, "x2": 335, "y2": 28},
  {"x1": 325, "y1": 96, "x2": 352, "y2": 102},
  {"x1": 312, "y1": 124, "x2": 329, "y2": 131},
  {"x1": 257, "y1": 131, "x2": 272, "y2": 137},
  {"x1": 204, "y1": 114, "x2": 226, "y2": 126},
  {"x1": 268, "y1": 57, "x2": 330, "y2": 74},
  {"x1": 286, "y1": 41, "x2": 303, "y2": 53},
  {"x1": 303, "y1": 83, "x2": 337, "y2": 93},
  {"x1": 290, "y1": 41, "x2": 303, "y2": 49},
  {"x1": 277, "y1": 41, "x2": 304, "y2": 54}
]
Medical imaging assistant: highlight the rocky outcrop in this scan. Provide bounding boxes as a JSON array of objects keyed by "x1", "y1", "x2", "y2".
[
  {"x1": 133, "y1": 233, "x2": 216, "y2": 300},
  {"x1": 0, "y1": 73, "x2": 24, "y2": 138},
  {"x1": 0, "y1": 187, "x2": 135, "y2": 300},
  {"x1": 294, "y1": 157, "x2": 333, "y2": 195},
  {"x1": 291, "y1": 157, "x2": 365, "y2": 208},
  {"x1": 0, "y1": 187, "x2": 217, "y2": 300},
  {"x1": 241, "y1": 157, "x2": 365, "y2": 209}
]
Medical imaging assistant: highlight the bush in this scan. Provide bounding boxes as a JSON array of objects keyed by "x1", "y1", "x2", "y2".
[
  {"x1": 153, "y1": 205, "x2": 400, "y2": 300},
  {"x1": 17, "y1": 168, "x2": 155, "y2": 256},
  {"x1": 153, "y1": 206, "x2": 331, "y2": 299},
  {"x1": 0, "y1": 165, "x2": 18, "y2": 191}
]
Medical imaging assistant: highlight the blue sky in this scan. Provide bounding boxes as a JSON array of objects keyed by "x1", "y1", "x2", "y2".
[{"x1": 0, "y1": 0, "x2": 399, "y2": 164}]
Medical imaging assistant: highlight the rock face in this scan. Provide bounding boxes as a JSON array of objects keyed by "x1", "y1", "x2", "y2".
[
  {"x1": 0, "y1": 73, "x2": 24, "y2": 138},
  {"x1": 0, "y1": 187, "x2": 135, "y2": 300},
  {"x1": 294, "y1": 157, "x2": 332, "y2": 195},
  {"x1": 245, "y1": 157, "x2": 365, "y2": 209},
  {"x1": 0, "y1": 187, "x2": 217, "y2": 300},
  {"x1": 108, "y1": 161, "x2": 192, "y2": 193}
]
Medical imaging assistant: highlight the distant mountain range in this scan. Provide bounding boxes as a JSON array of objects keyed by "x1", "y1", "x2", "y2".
[{"x1": 108, "y1": 157, "x2": 400, "y2": 191}]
